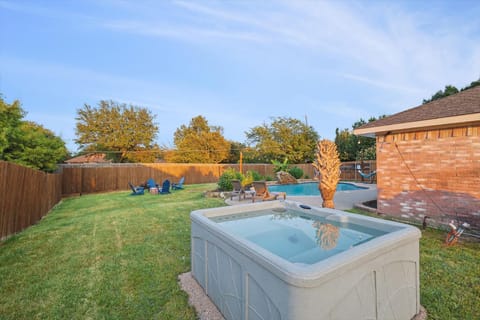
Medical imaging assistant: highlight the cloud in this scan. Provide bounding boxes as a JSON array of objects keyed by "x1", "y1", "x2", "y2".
[
  {"x1": 103, "y1": 1, "x2": 478, "y2": 96},
  {"x1": 6, "y1": 0, "x2": 477, "y2": 93},
  {"x1": 102, "y1": 20, "x2": 267, "y2": 43},
  {"x1": 3, "y1": 0, "x2": 480, "y2": 150},
  {"x1": 1, "y1": 55, "x2": 260, "y2": 147},
  {"x1": 0, "y1": 0, "x2": 95, "y2": 22},
  {"x1": 341, "y1": 73, "x2": 424, "y2": 94},
  {"x1": 0, "y1": 56, "x2": 170, "y2": 98}
]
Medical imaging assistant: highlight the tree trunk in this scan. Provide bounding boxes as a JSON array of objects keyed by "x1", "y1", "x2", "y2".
[{"x1": 319, "y1": 184, "x2": 335, "y2": 208}]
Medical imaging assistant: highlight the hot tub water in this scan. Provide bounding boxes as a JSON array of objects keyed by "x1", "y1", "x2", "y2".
[{"x1": 211, "y1": 209, "x2": 388, "y2": 264}]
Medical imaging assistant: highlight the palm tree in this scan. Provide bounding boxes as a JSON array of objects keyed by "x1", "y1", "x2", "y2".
[{"x1": 312, "y1": 139, "x2": 341, "y2": 208}]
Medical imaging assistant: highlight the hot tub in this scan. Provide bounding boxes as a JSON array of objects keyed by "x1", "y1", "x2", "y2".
[{"x1": 191, "y1": 201, "x2": 421, "y2": 320}]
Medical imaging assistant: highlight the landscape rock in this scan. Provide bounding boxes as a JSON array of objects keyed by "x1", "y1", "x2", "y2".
[{"x1": 276, "y1": 171, "x2": 297, "y2": 184}]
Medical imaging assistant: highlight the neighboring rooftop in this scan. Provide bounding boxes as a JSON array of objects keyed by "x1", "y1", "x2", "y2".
[
  {"x1": 65, "y1": 153, "x2": 111, "y2": 164},
  {"x1": 355, "y1": 86, "x2": 480, "y2": 137}
]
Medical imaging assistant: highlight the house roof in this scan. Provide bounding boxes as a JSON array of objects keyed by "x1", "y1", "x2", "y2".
[
  {"x1": 65, "y1": 153, "x2": 111, "y2": 164},
  {"x1": 354, "y1": 85, "x2": 480, "y2": 137}
]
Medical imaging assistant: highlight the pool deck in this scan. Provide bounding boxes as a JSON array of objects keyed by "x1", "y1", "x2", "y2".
[{"x1": 225, "y1": 182, "x2": 377, "y2": 211}]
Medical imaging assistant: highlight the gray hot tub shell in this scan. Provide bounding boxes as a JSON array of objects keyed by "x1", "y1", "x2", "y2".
[{"x1": 191, "y1": 200, "x2": 421, "y2": 320}]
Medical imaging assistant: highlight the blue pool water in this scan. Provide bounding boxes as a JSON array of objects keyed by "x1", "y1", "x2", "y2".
[
  {"x1": 268, "y1": 182, "x2": 367, "y2": 196},
  {"x1": 212, "y1": 209, "x2": 386, "y2": 264}
]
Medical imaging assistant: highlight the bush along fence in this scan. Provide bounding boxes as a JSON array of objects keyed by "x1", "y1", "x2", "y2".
[{"x1": 1, "y1": 160, "x2": 374, "y2": 239}]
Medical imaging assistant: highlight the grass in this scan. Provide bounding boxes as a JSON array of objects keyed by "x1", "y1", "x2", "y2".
[
  {"x1": 418, "y1": 229, "x2": 480, "y2": 319},
  {"x1": 0, "y1": 187, "x2": 478, "y2": 320},
  {"x1": 0, "y1": 184, "x2": 225, "y2": 320},
  {"x1": 348, "y1": 209, "x2": 480, "y2": 320}
]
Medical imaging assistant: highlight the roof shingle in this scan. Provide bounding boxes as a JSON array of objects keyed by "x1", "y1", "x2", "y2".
[{"x1": 357, "y1": 85, "x2": 480, "y2": 130}]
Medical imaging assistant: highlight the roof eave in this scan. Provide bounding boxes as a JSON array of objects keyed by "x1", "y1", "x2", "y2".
[{"x1": 353, "y1": 113, "x2": 480, "y2": 137}]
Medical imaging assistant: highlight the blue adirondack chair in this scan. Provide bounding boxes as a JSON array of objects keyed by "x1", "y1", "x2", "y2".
[
  {"x1": 157, "y1": 179, "x2": 171, "y2": 194},
  {"x1": 128, "y1": 182, "x2": 144, "y2": 195},
  {"x1": 146, "y1": 178, "x2": 158, "y2": 189},
  {"x1": 172, "y1": 177, "x2": 185, "y2": 190}
]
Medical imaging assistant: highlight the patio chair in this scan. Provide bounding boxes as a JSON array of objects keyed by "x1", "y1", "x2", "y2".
[
  {"x1": 146, "y1": 178, "x2": 158, "y2": 189},
  {"x1": 230, "y1": 179, "x2": 255, "y2": 201},
  {"x1": 157, "y1": 179, "x2": 171, "y2": 195},
  {"x1": 128, "y1": 182, "x2": 145, "y2": 195},
  {"x1": 252, "y1": 181, "x2": 286, "y2": 202},
  {"x1": 172, "y1": 177, "x2": 185, "y2": 190},
  {"x1": 230, "y1": 179, "x2": 242, "y2": 200}
]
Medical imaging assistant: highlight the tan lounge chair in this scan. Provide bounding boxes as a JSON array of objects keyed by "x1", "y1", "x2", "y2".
[
  {"x1": 230, "y1": 179, "x2": 242, "y2": 200},
  {"x1": 252, "y1": 181, "x2": 286, "y2": 202},
  {"x1": 230, "y1": 179, "x2": 255, "y2": 200}
]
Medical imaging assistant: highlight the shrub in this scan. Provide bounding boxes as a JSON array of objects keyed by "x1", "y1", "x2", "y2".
[
  {"x1": 247, "y1": 170, "x2": 263, "y2": 181},
  {"x1": 241, "y1": 171, "x2": 254, "y2": 188},
  {"x1": 271, "y1": 158, "x2": 289, "y2": 172},
  {"x1": 288, "y1": 166, "x2": 304, "y2": 179},
  {"x1": 218, "y1": 168, "x2": 242, "y2": 191}
]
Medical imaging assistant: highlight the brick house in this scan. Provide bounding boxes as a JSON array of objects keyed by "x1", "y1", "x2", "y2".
[{"x1": 354, "y1": 86, "x2": 480, "y2": 232}]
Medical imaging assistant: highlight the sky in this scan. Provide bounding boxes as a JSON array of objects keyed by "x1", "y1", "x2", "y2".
[{"x1": 1, "y1": 0, "x2": 480, "y2": 153}]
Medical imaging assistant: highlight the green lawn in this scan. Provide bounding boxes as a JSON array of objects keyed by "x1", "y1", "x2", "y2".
[
  {"x1": 0, "y1": 184, "x2": 225, "y2": 320},
  {"x1": 1, "y1": 186, "x2": 479, "y2": 320},
  {"x1": 348, "y1": 209, "x2": 480, "y2": 320}
]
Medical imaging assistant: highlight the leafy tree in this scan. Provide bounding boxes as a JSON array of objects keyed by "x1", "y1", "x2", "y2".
[
  {"x1": 245, "y1": 117, "x2": 319, "y2": 163},
  {"x1": 423, "y1": 78, "x2": 480, "y2": 104},
  {"x1": 356, "y1": 145, "x2": 376, "y2": 161},
  {"x1": 462, "y1": 78, "x2": 480, "y2": 90},
  {"x1": 423, "y1": 85, "x2": 459, "y2": 104},
  {"x1": 75, "y1": 100, "x2": 159, "y2": 162},
  {"x1": 222, "y1": 140, "x2": 246, "y2": 164},
  {"x1": 5, "y1": 122, "x2": 68, "y2": 172},
  {"x1": 0, "y1": 95, "x2": 24, "y2": 155},
  {"x1": 335, "y1": 116, "x2": 385, "y2": 161},
  {"x1": 335, "y1": 128, "x2": 357, "y2": 162},
  {"x1": 1, "y1": 95, "x2": 67, "y2": 172},
  {"x1": 167, "y1": 115, "x2": 230, "y2": 163}
]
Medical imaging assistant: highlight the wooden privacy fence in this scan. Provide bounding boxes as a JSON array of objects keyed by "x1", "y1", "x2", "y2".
[
  {"x1": 340, "y1": 160, "x2": 377, "y2": 183},
  {"x1": 59, "y1": 163, "x2": 317, "y2": 195},
  {"x1": 1, "y1": 160, "x2": 375, "y2": 238},
  {"x1": 59, "y1": 161, "x2": 375, "y2": 195},
  {"x1": 0, "y1": 161, "x2": 62, "y2": 239}
]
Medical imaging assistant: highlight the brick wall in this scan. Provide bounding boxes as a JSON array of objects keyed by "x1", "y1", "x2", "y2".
[{"x1": 376, "y1": 125, "x2": 480, "y2": 232}]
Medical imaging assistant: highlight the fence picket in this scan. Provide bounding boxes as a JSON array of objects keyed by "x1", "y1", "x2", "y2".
[{"x1": 0, "y1": 161, "x2": 62, "y2": 239}]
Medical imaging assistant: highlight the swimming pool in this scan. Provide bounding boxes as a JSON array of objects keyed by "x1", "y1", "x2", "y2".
[{"x1": 269, "y1": 182, "x2": 367, "y2": 196}]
